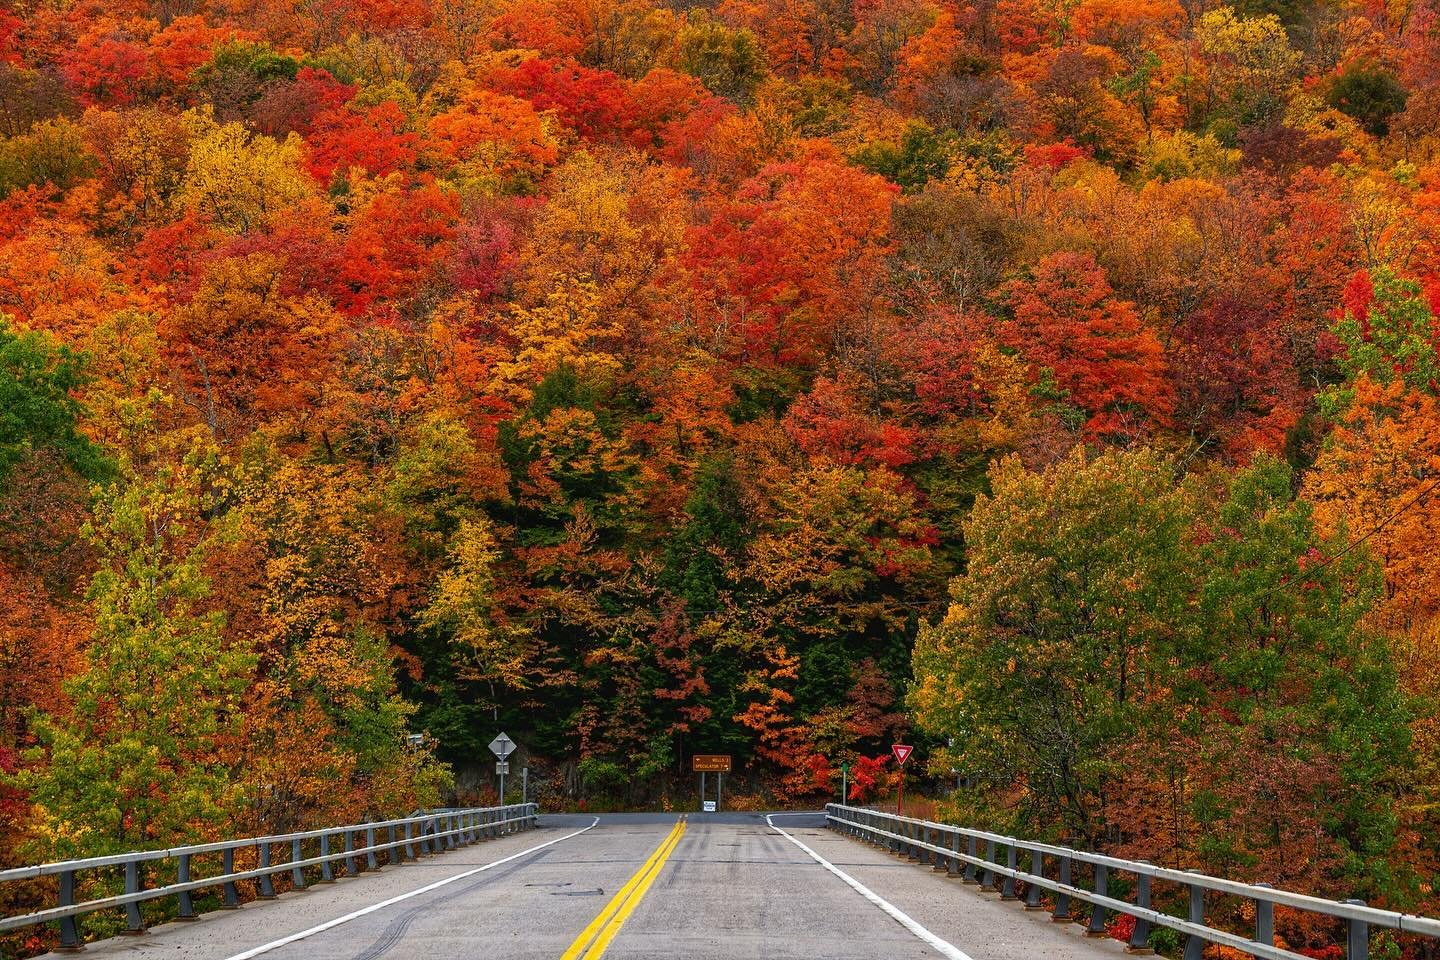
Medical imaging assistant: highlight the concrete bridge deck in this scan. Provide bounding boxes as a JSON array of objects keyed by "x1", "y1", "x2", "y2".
[{"x1": 46, "y1": 813, "x2": 1126, "y2": 960}]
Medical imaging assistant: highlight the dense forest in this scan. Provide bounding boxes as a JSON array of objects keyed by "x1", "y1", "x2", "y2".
[{"x1": 2, "y1": 0, "x2": 1440, "y2": 950}]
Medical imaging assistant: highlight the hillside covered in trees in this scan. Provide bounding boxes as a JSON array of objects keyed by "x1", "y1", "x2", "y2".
[{"x1": 3, "y1": 0, "x2": 1440, "y2": 950}]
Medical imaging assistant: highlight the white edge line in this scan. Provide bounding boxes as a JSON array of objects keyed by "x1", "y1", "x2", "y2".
[
  {"x1": 766, "y1": 814, "x2": 975, "y2": 960},
  {"x1": 221, "y1": 818, "x2": 601, "y2": 960}
]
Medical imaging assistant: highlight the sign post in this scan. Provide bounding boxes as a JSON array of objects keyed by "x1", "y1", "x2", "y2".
[
  {"x1": 489, "y1": 732, "x2": 516, "y2": 803},
  {"x1": 840, "y1": 761, "x2": 849, "y2": 804},
  {"x1": 692, "y1": 755, "x2": 732, "y2": 812},
  {"x1": 892, "y1": 744, "x2": 913, "y2": 816}
]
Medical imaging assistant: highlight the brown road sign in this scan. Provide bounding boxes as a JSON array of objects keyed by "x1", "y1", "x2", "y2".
[{"x1": 692, "y1": 754, "x2": 732, "y2": 772}]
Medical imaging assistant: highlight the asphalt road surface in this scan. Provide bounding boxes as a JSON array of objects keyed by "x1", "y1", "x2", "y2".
[{"x1": 49, "y1": 813, "x2": 1125, "y2": 960}]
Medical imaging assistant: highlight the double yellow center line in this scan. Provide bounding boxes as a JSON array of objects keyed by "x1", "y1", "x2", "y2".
[{"x1": 559, "y1": 817, "x2": 688, "y2": 960}]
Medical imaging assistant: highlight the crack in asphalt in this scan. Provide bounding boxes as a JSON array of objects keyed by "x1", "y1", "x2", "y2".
[{"x1": 348, "y1": 849, "x2": 554, "y2": 960}]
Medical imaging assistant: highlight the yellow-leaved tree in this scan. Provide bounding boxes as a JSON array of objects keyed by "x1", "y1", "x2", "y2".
[{"x1": 177, "y1": 109, "x2": 312, "y2": 232}]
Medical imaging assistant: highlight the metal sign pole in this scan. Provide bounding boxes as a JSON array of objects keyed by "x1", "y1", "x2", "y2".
[
  {"x1": 718, "y1": 772, "x2": 723, "y2": 813},
  {"x1": 841, "y1": 762, "x2": 848, "y2": 804},
  {"x1": 522, "y1": 767, "x2": 528, "y2": 805},
  {"x1": 489, "y1": 732, "x2": 516, "y2": 807},
  {"x1": 700, "y1": 771, "x2": 706, "y2": 812}
]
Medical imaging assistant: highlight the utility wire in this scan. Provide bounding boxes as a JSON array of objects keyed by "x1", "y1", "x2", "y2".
[{"x1": 1250, "y1": 471, "x2": 1440, "y2": 603}]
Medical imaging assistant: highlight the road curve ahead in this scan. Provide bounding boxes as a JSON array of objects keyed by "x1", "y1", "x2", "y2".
[{"x1": 46, "y1": 813, "x2": 1125, "y2": 960}]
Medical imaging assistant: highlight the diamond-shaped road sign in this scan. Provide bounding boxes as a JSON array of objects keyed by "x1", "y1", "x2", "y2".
[
  {"x1": 489, "y1": 732, "x2": 516, "y2": 759},
  {"x1": 892, "y1": 743, "x2": 914, "y2": 766}
]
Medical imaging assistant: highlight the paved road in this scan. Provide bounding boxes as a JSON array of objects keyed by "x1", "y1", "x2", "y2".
[{"x1": 50, "y1": 813, "x2": 1125, "y2": 960}]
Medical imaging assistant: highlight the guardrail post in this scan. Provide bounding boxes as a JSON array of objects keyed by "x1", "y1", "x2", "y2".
[
  {"x1": 57, "y1": 868, "x2": 82, "y2": 950},
  {"x1": 122, "y1": 860, "x2": 145, "y2": 933},
  {"x1": 177, "y1": 854, "x2": 197, "y2": 920},
  {"x1": 1002, "y1": 844, "x2": 1018, "y2": 899},
  {"x1": 319, "y1": 834, "x2": 334, "y2": 882},
  {"x1": 1087, "y1": 864, "x2": 1107, "y2": 935},
  {"x1": 963, "y1": 835, "x2": 979, "y2": 883},
  {"x1": 292, "y1": 839, "x2": 306, "y2": 888},
  {"x1": 344, "y1": 830, "x2": 358, "y2": 875},
  {"x1": 981, "y1": 839, "x2": 997, "y2": 891},
  {"x1": 1253, "y1": 883, "x2": 1273, "y2": 948},
  {"x1": 1130, "y1": 870, "x2": 1153, "y2": 952},
  {"x1": 368, "y1": 826, "x2": 379, "y2": 869},
  {"x1": 258, "y1": 843, "x2": 276, "y2": 899},
  {"x1": 221, "y1": 849, "x2": 240, "y2": 908},
  {"x1": 1345, "y1": 899, "x2": 1369, "y2": 960},
  {"x1": 948, "y1": 830, "x2": 962, "y2": 877},
  {"x1": 1025, "y1": 850, "x2": 1044, "y2": 909},
  {"x1": 404, "y1": 821, "x2": 415, "y2": 860},
  {"x1": 1052, "y1": 856, "x2": 1072, "y2": 921},
  {"x1": 1183, "y1": 875, "x2": 1205, "y2": 960}
]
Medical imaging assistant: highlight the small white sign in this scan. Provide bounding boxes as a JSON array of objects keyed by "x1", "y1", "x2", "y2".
[
  {"x1": 496, "y1": 761, "x2": 510, "y2": 774},
  {"x1": 703, "y1": 800, "x2": 717, "y2": 812}
]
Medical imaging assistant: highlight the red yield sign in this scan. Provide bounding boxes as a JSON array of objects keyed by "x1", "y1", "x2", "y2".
[{"x1": 892, "y1": 744, "x2": 914, "y2": 816}]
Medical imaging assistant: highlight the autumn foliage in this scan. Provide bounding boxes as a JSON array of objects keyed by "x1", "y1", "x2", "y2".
[{"x1": 1, "y1": 0, "x2": 1440, "y2": 952}]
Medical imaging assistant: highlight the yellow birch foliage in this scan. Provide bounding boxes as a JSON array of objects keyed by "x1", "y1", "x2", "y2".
[{"x1": 177, "y1": 110, "x2": 312, "y2": 233}]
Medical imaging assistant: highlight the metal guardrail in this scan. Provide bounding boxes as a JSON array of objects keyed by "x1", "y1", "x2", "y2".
[
  {"x1": 826, "y1": 803, "x2": 1440, "y2": 960},
  {"x1": 0, "y1": 803, "x2": 539, "y2": 949}
]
